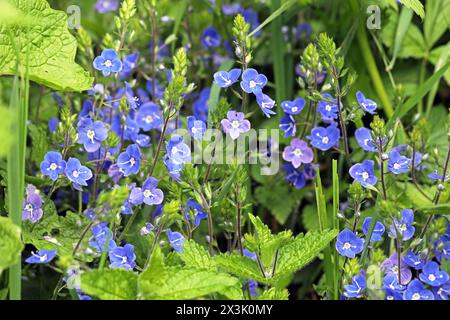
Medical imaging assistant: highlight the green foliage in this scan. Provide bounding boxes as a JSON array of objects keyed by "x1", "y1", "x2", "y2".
[
  {"x1": 0, "y1": 0, "x2": 93, "y2": 91},
  {"x1": 258, "y1": 287, "x2": 289, "y2": 300},
  {"x1": 0, "y1": 105, "x2": 13, "y2": 156},
  {"x1": 398, "y1": 0, "x2": 425, "y2": 19},
  {"x1": 28, "y1": 123, "x2": 49, "y2": 167},
  {"x1": 81, "y1": 269, "x2": 138, "y2": 300},
  {"x1": 0, "y1": 216, "x2": 23, "y2": 272},
  {"x1": 179, "y1": 240, "x2": 215, "y2": 270}
]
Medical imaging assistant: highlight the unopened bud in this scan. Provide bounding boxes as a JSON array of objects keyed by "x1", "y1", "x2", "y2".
[
  {"x1": 438, "y1": 183, "x2": 445, "y2": 191},
  {"x1": 381, "y1": 153, "x2": 389, "y2": 161}
]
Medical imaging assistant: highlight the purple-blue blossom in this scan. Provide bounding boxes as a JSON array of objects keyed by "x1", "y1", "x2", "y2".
[
  {"x1": 356, "y1": 91, "x2": 377, "y2": 114},
  {"x1": 388, "y1": 209, "x2": 415, "y2": 241},
  {"x1": 201, "y1": 26, "x2": 221, "y2": 49},
  {"x1": 419, "y1": 261, "x2": 449, "y2": 287},
  {"x1": 335, "y1": 229, "x2": 364, "y2": 258},
  {"x1": 25, "y1": 249, "x2": 57, "y2": 264},
  {"x1": 213, "y1": 68, "x2": 241, "y2": 88},
  {"x1": 109, "y1": 244, "x2": 136, "y2": 270},
  {"x1": 77, "y1": 118, "x2": 108, "y2": 153},
  {"x1": 167, "y1": 229, "x2": 184, "y2": 253},
  {"x1": 388, "y1": 150, "x2": 411, "y2": 174},
  {"x1": 136, "y1": 102, "x2": 163, "y2": 131},
  {"x1": 93, "y1": 49, "x2": 122, "y2": 76},
  {"x1": 40, "y1": 151, "x2": 66, "y2": 181},
  {"x1": 354, "y1": 127, "x2": 377, "y2": 152},
  {"x1": 404, "y1": 280, "x2": 434, "y2": 300},
  {"x1": 187, "y1": 116, "x2": 206, "y2": 140},
  {"x1": 129, "y1": 177, "x2": 164, "y2": 206},
  {"x1": 344, "y1": 274, "x2": 366, "y2": 298},
  {"x1": 281, "y1": 98, "x2": 305, "y2": 115},
  {"x1": 255, "y1": 92, "x2": 277, "y2": 118},
  {"x1": 117, "y1": 144, "x2": 141, "y2": 176},
  {"x1": 221, "y1": 111, "x2": 251, "y2": 140},
  {"x1": 240, "y1": 68, "x2": 267, "y2": 94},
  {"x1": 308, "y1": 124, "x2": 340, "y2": 151},
  {"x1": 362, "y1": 217, "x2": 385, "y2": 242},
  {"x1": 282, "y1": 139, "x2": 313, "y2": 168},
  {"x1": 65, "y1": 157, "x2": 93, "y2": 187},
  {"x1": 349, "y1": 160, "x2": 377, "y2": 188}
]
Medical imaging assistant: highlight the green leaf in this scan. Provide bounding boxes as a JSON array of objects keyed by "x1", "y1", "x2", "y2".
[
  {"x1": 139, "y1": 247, "x2": 241, "y2": 299},
  {"x1": 0, "y1": 0, "x2": 93, "y2": 91},
  {"x1": 0, "y1": 105, "x2": 13, "y2": 157},
  {"x1": 214, "y1": 253, "x2": 269, "y2": 284},
  {"x1": 386, "y1": 59, "x2": 450, "y2": 130},
  {"x1": 274, "y1": 229, "x2": 338, "y2": 281},
  {"x1": 424, "y1": 0, "x2": 450, "y2": 49},
  {"x1": 399, "y1": 0, "x2": 425, "y2": 19},
  {"x1": 429, "y1": 42, "x2": 450, "y2": 87},
  {"x1": 390, "y1": 6, "x2": 414, "y2": 66},
  {"x1": 28, "y1": 124, "x2": 49, "y2": 167},
  {"x1": 417, "y1": 203, "x2": 450, "y2": 215},
  {"x1": 179, "y1": 240, "x2": 215, "y2": 270},
  {"x1": 258, "y1": 287, "x2": 289, "y2": 300},
  {"x1": 0, "y1": 216, "x2": 23, "y2": 272},
  {"x1": 80, "y1": 269, "x2": 138, "y2": 300}
]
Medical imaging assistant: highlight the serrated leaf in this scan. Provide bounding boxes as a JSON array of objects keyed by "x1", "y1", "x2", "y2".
[
  {"x1": 0, "y1": 0, "x2": 93, "y2": 91},
  {"x1": 179, "y1": 240, "x2": 215, "y2": 270},
  {"x1": 424, "y1": 0, "x2": 450, "y2": 48},
  {"x1": 214, "y1": 253, "x2": 269, "y2": 284},
  {"x1": 0, "y1": 216, "x2": 23, "y2": 271},
  {"x1": 274, "y1": 229, "x2": 338, "y2": 281},
  {"x1": 399, "y1": 0, "x2": 425, "y2": 19},
  {"x1": 80, "y1": 269, "x2": 138, "y2": 300},
  {"x1": 258, "y1": 287, "x2": 289, "y2": 300}
]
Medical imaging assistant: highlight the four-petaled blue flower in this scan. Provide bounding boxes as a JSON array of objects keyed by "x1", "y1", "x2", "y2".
[
  {"x1": 344, "y1": 274, "x2": 366, "y2": 298},
  {"x1": 355, "y1": 127, "x2": 377, "y2": 152},
  {"x1": 317, "y1": 93, "x2": 339, "y2": 121},
  {"x1": 185, "y1": 198, "x2": 208, "y2": 227},
  {"x1": 167, "y1": 229, "x2": 184, "y2": 253},
  {"x1": 95, "y1": 0, "x2": 119, "y2": 13},
  {"x1": 282, "y1": 164, "x2": 306, "y2": 189},
  {"x1": 403, "y1": 250, "x2": 424, "y2": 270},
  {"x1": 335, "y1": 228, "x2": 364, "y2": 258},
  {"x1": 187, "y1": 116, "x2": 207, "y2": 140},
  {"x1": 166, "y1": 135, "x2": 191, "y2": 164},
  {"x1": 308, "y1": 124, "x2": 340, "y2": 151},
  {"x1": 93, "y1": 49, "x2": 122, "y2": 76},
  {"x1": 404, "y1": 279, "x2": 434, "y2": 300},
  {"x1": 388, "y1": 150, "x2": 411, "y2": 174},
  {"x1": 356, "y1": 91, "x2": 377, "y2": 114},
  {"x1": 282, "y1": 139, "x2": 314, "y2": 168},
  {"x1": 428, "y1": 170, "x2": 450, "y2": 181},
  {"x1": 255, "y1": 92, "x2": 277, "y2": 118},
  {"x1": 129, "y1": 177, "x2": 164, "y2": 206},
  {"x1": 22, "y1": 186, "x2": 43, "y2": 223},
  {"x1": 419, "y1": 261, "x2": 449, "y2": 287},
  {"x1": 201, "y1": 26, "x2": 221, "y2": 49},
  {"x1": 77, "y1": 118, "x2": 108, "y2": 153},
  {"x1": 65, "y1": 157, "x2": 93, "y2": 186},
  {"x1": 388, "y1": 209, "x2": 415, "y2": 241},
  {"x1": 240, "y1": 68, "x2": 267, "y2": 94},
  {"x1": 349, "y1": 160, "x2": 377, "y2": 188},
  {"x1": 89, "y1": 223, "x2": 117, "y2": 253},
  {"x1": 281, "y1": 98, "x2": 305, "y2": 115},
  {"x1": 109, "y1": 244, "x2": 136, "y2": 270},
  {"x1": 221, "y1": 111, "x2": 251, "y2": 140},
  {"x1": 213, "y1": 68, "x2": 241, "y2": 88},
  {"x1": 362, "y1": 217, "x2": 385, "y2": 242},
  {"x1": 117, "y1": 144, "x2": 141, "y2": 176},
  {"x1": 40, "y1": 151, "x2": 66, "y2": 181},
  {"x1": 136, "y1": 102, "x2": 163, "y2": 131},
  {"x1": 25, "y1": 249, "x2": 57, "y2": 264}
]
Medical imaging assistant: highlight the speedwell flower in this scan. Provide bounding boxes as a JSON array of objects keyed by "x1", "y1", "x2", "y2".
[
  {"x1": 388, "y1": 150, "x2": 411, "y2": 174},
  {"x1": 419, "y1": 261, "x2": 449, "y2": 287},
  {"x1": 201, "y1": 26, "x2": 221, "y2": 49},
  {"x1": 77, "y1": 118, "x2": 108, "y2": 153},
  {"x1": 109, "y1": 244, "x2": 136, "y2": 270},
  {"x1": 282, "y1": 139, "x2": 313, "y2": 168},
  {"x1": 335, "y1": 229, "x2": 364, "y2": 258},
  {"x1": 213, "y1": 68, "x2": 241, "y2": 88},
  {"x1": 25, "y1": 249, "x2": 57, "y2": 264},
  {"x1": 40, "y1": 151, "x2": 66, "y2": 181},
  {"x1": 221, "y1": 111, "x2": 251, "y2": 140},
  {"x1": 349, "y1": 160, "x2": 377, "y2": 188},
  {"x1": 362, "y1": 217, "x2": 385, "y2": 242},
  {"x1": 356, "y1": 91, "x2": 377, "y2": 114},
  {"x1": 344, "y1": 274, "x2": 366, "y2": 298},
  {"x1": 65, "y1": 158, "x2": 93, "y2": 186},
  {"x1": 281, "y1": 98, "x2": 305, "y2": 115},
  {"x1": 404, "y1": 279, "x2": 434, "y2": 300},
  {"x1": 308, "y1": 124, "x2": 340, "y2": 151},
  {"x1": 136, "y1": 102, "x2": 163, "y2": 131},
  {"x1": 167, "y1": 229, "x2": 184, "y2": 253},
  {"x1": 93, "y1": 49, "x2": 122, "y2": 76},
  {"x1": 240, "y1": 68, "x2": 267, "y2": 94},
  {"x1": 117, "y1": 144, "x2": 141, "y2": 176},
  {"x1": 388, "y1": 209, "x2": 415, "y2": 241},
  {"x1": 129, "y1": 177, "x2": 164, "y2": 206},
  {"x1": 187, "y1": 116, "x2": 206, "y2": 140},
  {"x1": 354, "y1": 127, "x2": 377, "y2": 152}
]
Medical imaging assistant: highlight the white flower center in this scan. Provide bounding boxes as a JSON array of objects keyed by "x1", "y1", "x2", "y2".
[
  {"x1": 428, "y1": 274, "x2": 436, "y2": 282},
  {"x1": 50, "y1": 163, "x2": 57, "y2": 170},
  {"x1": 362, "y1": 172, "x2": 369, "y2": 180},
  {"x1": 87, "y1": 129, "x2": 95, "y2": 141},
  {"x1": 39, "y1": 254, "x2": 48, "y2": 262},
  {"x1": 145, "y1": 115, "x2": 153, "y2": 123},
  {"x1": 399, "y1": 223, "x2": 407, "y2": 232},
  {"x1": 171, "y1": 146, "x2": 179, "y2": 154},
  {"x1": 104, "y1": 60, "x2": 112, "y2": 67},
  {"x1": 191, "y1": 127, "x2": 197, "y2": 134},
  {"x1": 121, "y1": 256, "x2": 128, "y2": 264},
  {"x1": 129, "y1": 158, "x2": 136, "y2": 166},
  {"x1": 231, "y1": 121, "x2": 240, "y2": 129},
  {"x1": 25, "y1": 204, "x2": 33, "y2": 211},
  {"x1": 72, "y1": 170, "x2": 80, "y2": 178},
  {"x1": 322, "y1": 137, "x2": 329, "y2": 144},
  {"x1": 412, "y1": 293, "x2": 421, "y2": 300},
  {"x1": 393, "y1": 163, "x2": 400, "y2": 170},
  {"x1": 292, "y1": 106, "x2": 298, "y2": 112},
  {"x1": 249, "y1": 80, "x2": 256, "y2": 88},
  {"x1": 143, "y1": 189, "x2": 153, "y2": 198},
  {"x1": 325, "y1": 105, "x2": 332, "y2": 112},
  {"x1": 293, "y1": 148, "x2": 303, "y2": 157},
  {"x1": 343, "y1": 242, "x2": 351, "y2": 249}
]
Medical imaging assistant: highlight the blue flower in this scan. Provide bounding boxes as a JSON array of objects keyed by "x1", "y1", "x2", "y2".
[
  {"x1": 109, "y1": 244, "x2": 136, "y2": 270},
  {"x1": 222, "y1": 4, "x2": 242, "y2": 15},
  {"x1": 117, "y1": 144, "x2": 141, "y2": 176},
  {"x1": 167, "y1": 229, "x2": 184, "y2": 253},
  {"x1": 243, "y1": 249, "x2": 257, "y2": 260},
  {"x1": 187, "y1": 116, "x2": 206, "y2": 140},
  {"x1": 433, "y1": 281, "x2": 450, "y2": 300},
  {"x1": 435, "y1": 240, "x2": 450, "y2": 262},
  {"x1": 221, "y1": 111, "x2": 251, "y2": 140},
  {"x1": 255, "y1": 92, "x2": 277, "y2": 118},
  {"x1": 282, "y1": 164, "x2": 306, "y2": 189},
  {"x1": 201, "y1": 26, "x2": 221, "y2": 49},
  {"x1": 389, "y1": 209, "x2": 415, "y2": 241},
  {"x1": 65, "y1": 158, "x2": 93, "y2": 186},
  {"x1": 164, "y1": 155, "x2": 183, "y2": 181},
  {"x1": 166, "y1": 135, "x2": 191, "y2": 164},
  {"x1": 349, "y1": 160, "x2": 377, "y2": 188},
  {"x1": 242, "y1": 8, "x2": 261, "y2": 37},
  {"x1": 282, "y1": 139, "x2": 314, "y2": 168},
  {"x1": 308, "y1": 124, "x2": 340, "y2": 151},
  {"x1": 135, "y1": 134, "x2": 151, "y2": 148},
  {"x1": 279, "y1": 114, "x2": 296, "y2": 137},
  {"x1": 146, "y1": 79, "x2": 164, "y2": 99},
  {"x1": 281, "y1": 98, "x2": 305, "y2": 115},
  {"x1": 403, "y1": 250, "x2": 425, "y2": 270},
  {"x1": 120, "y1": 51, "x2": 139, "y2": 79},
  {"x1": 140, "y1": 222, "x2": 157, "y2": 236},
  {"x1": 335, "y1": 229, "x2": 364, "y2": 258},
  {"x1": 89, "y1": 223, "x2": 117, "y2": 253},
  {"x1": 48, "y1": 117, "x2": 59, "y2": 133},
  {"x1": 419, "y1": 261, "x2": 449, "y2": 287},
  {"x1": 124, "y1": 82, "x2": 140, "y2": 110},
  {"x1": 95, "y1": 0, "x2": 118, "y2": 13},
  {"x1": 136, "y1": 102, "x2": 163, "y2": 131},
  {"x1": 93, "y1": 49, "x2": 122, "y2": 76},
  {"x1": 383, "y1": 274, "x2": 405, "y2": 291},
  {"x1": 25, "y1": 249, "x2": 57, "y2": 264},
  {"x1": 77, "y1": 118, "x2": 108, "y2": 153},
  {"x1": 185, "y1": 199, "x2": 207, "y2": 227},
  {"x1": 381, "y1": 253, "x2": 412, "y2": 285},
  {"x1": 404, "y1": 279, "x2": 434, "y2": 300},
  {"x1": 384, "y1": 288, "x2": 404, "y2": 300},
  {"x1": 40, "y1": 151, "x2": 66, "y2": 181},
  {"x1": 428, "y1": 170, "x2": 450, "y2": 181},
  {"x1": 317, "y1": 94, "x2": 339, "y2": 121},
  {"x1": 193, "y1": 88, "x2": 210, "y2": 122},
  {"x1": 362, "y1": 217, "x2": 385, "y2": 242},
  {"x1": 344, "y1": 274, "x2": 366, "y2": 298},
  {"x1": 388, "y1": 150, "x2": 411, "y2": 174},
  {"x1": 129, "y1": 177, "x2": 164, "y2": 206},
  {"x1": 22, "y1": 186, "x2": 43, "y2": 224},
  {"x1": 356, "y1": 91, "x2": 377, "y2": 114},
  {"x1": 240, "y1": 68, "x2": 267, "y2": 94},
  {"x1": 354, "y1": 127, "x2": 377, "y2": 152},
  {"x1": 213, "y1": 68, "x2": 241, "y2": 88}
]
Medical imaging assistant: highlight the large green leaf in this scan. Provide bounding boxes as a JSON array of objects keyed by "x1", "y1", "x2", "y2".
[
  {"x1": 0, "y1": 0, "x2": 93, "y2": 91},
  {"x1": 80, "y1": 269, "x2": 138, "y2": 300},
  {"x1": 424, "y1": 0, "x2": 450, "y2": 49},
  {"x1": 0, "y1": 105, "x2": 13, "y2": 157},
  {"x1": 399, "y1": 0, "x2": 425, "y2": 19},
  {"x1": 0, "y1": 216, "x2": 23, "y2": 272},
  {"x1": 179, "y1": 240, "x2": 215, "y2": 270},
  {"x1": 214, "y1": 253, "x2": 269, "y2": 284}
]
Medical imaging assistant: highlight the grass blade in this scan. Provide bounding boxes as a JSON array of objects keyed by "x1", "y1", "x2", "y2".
[
  {"x1": 207, "y1": 59, "x2": 234, "y2": 128},
  {"x1": 248, "y1": 0, "x2": 296, "y2": 38}
]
